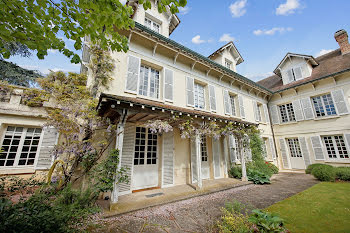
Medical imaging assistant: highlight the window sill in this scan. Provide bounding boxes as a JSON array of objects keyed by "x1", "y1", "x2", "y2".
[
  {"x1": 136, "y1": 95, "x2": 165, "y2": 104},
  {"x1": 0, "y1": 167, "x2": 36, "y2": 175},
  {"x1": 278, "y1": 121, "x2": 298, "y2": 125},
  {"x1": 325, "y1": 160, "x2": 350, "y2": 164},
  {"x1": 313, "y1": 115, "x2": 340, "y2": 121}
]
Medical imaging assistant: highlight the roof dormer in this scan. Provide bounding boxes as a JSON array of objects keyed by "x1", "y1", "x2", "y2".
[
  {"x1": 208, "y1": 41, "x2": 244, "y2": 72},
  {"x1": 127, "y1": 0, "x2": 180, "y2": 38},
  {"x1": 274, "y1": 53, "x2": 319, "y2": 85}
]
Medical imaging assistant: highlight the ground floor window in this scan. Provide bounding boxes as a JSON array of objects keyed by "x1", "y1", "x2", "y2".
[
  {"x1": 134, "y1": 127, "x2": 158, "y2": 165},
  {"x1": 322, "y1": 135, "x2": 349, "y2": 159},
  {"x1": 287, "y1": 138, "x2": 302, "y2": 157},
  {"x1": 201, "y1": 136, "x2": 208, "y2": 162},
  {"x1": 0, "y1": 126, "x2": 42, "y2": 167}
]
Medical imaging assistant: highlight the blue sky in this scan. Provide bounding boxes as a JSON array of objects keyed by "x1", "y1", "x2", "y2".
[{"x1": 7, "y1": 0, "x2": 350, "y2": 81}]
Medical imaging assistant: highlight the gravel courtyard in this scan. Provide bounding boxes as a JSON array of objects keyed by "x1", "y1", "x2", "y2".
[{"x1": 89, "y1": 173, "x2": 318, "y2": 233}]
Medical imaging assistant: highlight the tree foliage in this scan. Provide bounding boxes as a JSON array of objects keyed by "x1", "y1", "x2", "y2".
[
  {"x1": 0, "y1": 0, "x2": 187, "y2": 63},
  {"x1": 0, "y1": 60, "x2": 41, "y2": 87}
]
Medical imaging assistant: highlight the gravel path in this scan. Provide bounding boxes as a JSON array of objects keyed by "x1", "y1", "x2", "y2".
[{"x1": 89, "y1": 173, "x2": 318, "y2": 233}]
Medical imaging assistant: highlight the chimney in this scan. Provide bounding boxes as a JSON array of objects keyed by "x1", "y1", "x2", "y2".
[{"x1": 334, "y1": 29, "x2": 350, "y2": 55}]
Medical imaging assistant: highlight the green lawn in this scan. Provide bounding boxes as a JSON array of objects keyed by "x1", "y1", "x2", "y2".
[{"x1": 265, "y1": 182, "x2": 350, "y2": 233}]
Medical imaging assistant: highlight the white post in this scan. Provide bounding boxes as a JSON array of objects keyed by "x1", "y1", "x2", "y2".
[
  {"x1": 223, "y1": 136, "x2": 229, "y2": 177},
  {"x1": 241, "y1": 139, "x2": 248, "y2": 182},
  {"x1": 111, "y1": 109, "x2": 128, "y2": 203},
  {"x1": 195, "y1": 134, "x2": 202, "y2": 189}
]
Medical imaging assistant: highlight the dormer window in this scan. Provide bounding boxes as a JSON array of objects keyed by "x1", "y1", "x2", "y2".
[
  {"x1": 286, "y1": 66, "x2": 303, "y2": 83},
  {"x1": 225, "y1": 59, "x2": 232, "y2": 69},
  {"x1": 145, "y1": 17, "x2": 160, "y2": 33}
]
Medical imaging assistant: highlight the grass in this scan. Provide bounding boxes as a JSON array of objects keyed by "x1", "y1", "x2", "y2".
[{"x1": 265, "y1": 182, "x2": 350, "y2": 233}]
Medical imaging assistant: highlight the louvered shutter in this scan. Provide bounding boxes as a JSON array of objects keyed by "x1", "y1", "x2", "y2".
[
  {"x1": 269, "y1": 105, "x2": 280, "y2": 124},
  {"x1": 292, "y1": 100, "x2": 304, "y2": 121},
  {"x1": 293, "y1": 67, "x2": 303, "y2": 80},
  {"x1": 279, "y1": 139, "x2": 289, "y2": 168},
  {"x1": 229, "y1": 135, "x2": 237, "y2": 163},
  {"x1": 300, "y1": 98, "x2": 314, "y2": 120},
  {"x1": 162, "y1": 131, "x2": 174, "y2": 187},
  {"x1": 164, "y1": 69, "x2": 174, "y2": 102},
  {"x1": 310, "y1": 136, "x2": 325, "y2": 160},
  {"x1": 125, "y1": 55, "x2": 140, "y2": 93},
  {"x1": 252, "y1": 100, "x2": 259, "y2": 121},
  {"x1": 223, "y1": 90, "x2": 231, "y2": 115},
  {"x1": 269, "y1": 137, "x2": 276, "y2": 159},
  {"x1": 186, "y1": 77, "x2": 194, "y2": 106},
  {"x1": 301, "y1": 63, "x2": 310, "y2": 77},
  {"x1": 263, "y1": 104, "x2": 270, "y2": 123},
  {"x1": 331, "y1": 89, "x2": 349, "y2": 115},
  {"x1": 191, "y1": 139, "x2": 198, "y2": 183},
  {"x1": 298, "y1": 137, "x2": 311, "y2": 167},
  {"x1": 119, "y1": 124, "x2": 136, "y2": 193},
  {"x1": 208, "y1": 84, "x2": 216, "y2": 112},
  {"x1": 212, "y1": 139, "x2": 221, "y2": 178},
  {"x1": 344, "y1": 134, "x2": 350, "y2": 152},
  {"x1": 287, "y1": 69, "x2": 294, "y2": 83},
  {"x1": 238, "y1": 95, "x2": 245, "y2": 119},
  {"x1": 36, "y1": 127, "x2": 58, "y2": 169}
]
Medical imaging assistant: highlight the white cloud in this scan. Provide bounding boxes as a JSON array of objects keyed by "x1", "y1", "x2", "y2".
[
  {"x1": 315, "y1": 49, "x2": 333, "y2": 57},
  {"x1": 48, "y1": 49, "x2": 58, "y2": 54},
  {"x1": 18, "y1": 65, "x2": 39, "y2": 70},
  {"x1": 219, "y1": 34, "x2": 235, "y2": 43},
  {"x1": 246, "y1": 72, "x2": 274, "y2": 81},
  {"x1": 276, "y1": 0, "x2": 301, "y2": 15},
  {"x1": 253, "y1": 27, "x2": 293, "y2": 36},
  {"x1": 191, "y1": 35, "x2": 206, "y2": 44},
  {"x1": 178, "y1": 6, "x2": 191, "y2": 15},
  {"x1": 229, "y1": 0, "x2": 247, "y2": 18}
]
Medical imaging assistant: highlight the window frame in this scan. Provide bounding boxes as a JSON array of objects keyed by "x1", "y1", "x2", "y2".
[
  {"x1": 311, "y1": 93, "x2": 337, "y2": 118},
  {"x1": 256, "y1": 102, "x2": 262, "y2": 122},
  {"x1": 278, "y1": 103, "x2": 296, "y2": 123},
  {"x1": 134, "y1": 127, "x2": 158, "y2": 166},
  {"x1": 0, "y1": 126, "x2": 43, "y2": 168},
  {"x1": 144, "y1": 17, "x2": 161, "y2": 33},
  {"x1": 194, "y1": 82, "x2": 206, "y2": 109},
  {"x1": 286, "y1": 138, "x2": 302, "y2": 158},
  {"x1": 138, "y1": 64, "x2": 160, "y2": 99},
  {"x1": 229, "y1": 94, "x2": 236, "y2": 116},
  {"x1": 201, "y1": 136, "x2": 208, "y2": 162},
  {"x1": 224, "y1": 59, "x2": 232, "y2": 69},
  {"x1": 322, "y1": 135, "x2": 349, "y2": 160}
]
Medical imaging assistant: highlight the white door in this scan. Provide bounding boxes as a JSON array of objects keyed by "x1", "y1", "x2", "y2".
[
  {"x1": 290, "y1": 157, "x2": 305, "y2": 169},
  {"x1": 201, "y1": 136, "x2": 210, "y2": 179},
  {"x1": 212, "y1": 138, "x2": 222, "y2": 179},
  {"x1": 287, "y1": 138, "x2": 306, "y2": 169},
  {"x1": 132, "y1": 127, "x2": 159, "y2": 190}
]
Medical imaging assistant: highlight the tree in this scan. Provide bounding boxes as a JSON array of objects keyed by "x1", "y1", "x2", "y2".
[
  {"x1": 0, "y1": 60, "x2": 41, "y2": 87},
  {"x1": 0, "y1": 0, "x2": 187, "y2": 64}
]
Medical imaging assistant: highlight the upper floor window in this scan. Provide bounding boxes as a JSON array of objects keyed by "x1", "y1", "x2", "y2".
[
  {"x1": 312, "y1": 94, "x2": 336, "y2": 117},
  {"x1": 279, "y1": 103, "x2": 295, "y2": 123},
  {"x1": 145, "y1": 17, "x2": 160, "y2": 33},
  {"x1": 225, "y1": 59, "x2": 232, "y2": 69},
  {"x1": 201, "y1": 136, "x2": 208, "y2": 162},
  {"x1": 284, "y1": 66, "x2": 303, "y2": 84},
  {"x1": 287, "y1": 138, "x2": 302, "y2": 158},
  {"x1": 229, "y1": 95, "x2": 236, "y2": 116},
  {"x1": 322, "y1": 135, "x2": 348, "y2": 159},
  {"x1": 256, "y1": 102, "x2": 262, "y2": 122},
  {"x1": 139, "y1": 65, "x2": 160, "y2": 99},
  {"x1": 194, "y1": 83, "x2": 205, "y2": 109},
  {"x1": 0, "y1": 126, "x2": 42, "y2": 167}
]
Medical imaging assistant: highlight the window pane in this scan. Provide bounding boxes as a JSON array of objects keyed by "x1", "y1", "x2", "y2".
[
  {"x1": 323, "y1": 136, "x2": 337, "y2": 158},
  {"x1": 279, "y1": 105, "x2": 288, "y2": 122},
  {"x1": 322, "y1": 94, "x2": 337, "y2": 116},
  {"x1": 334, "y1": 136, "x2": 348, "y2": 158},
  {"x1": 312, "y1": 96, "x2": 325, "y2": 117},
  {"x1": 229, "y1": 95, "x2": 236, "y2": 116},
  {"x1": 138, "y1": 66, "x2": 149, "y2": 96},
  {"x1": 286, "y1": 103, "x2": 296, "y2": 121},
  {"x1": 194, "y1": 83, "x2": 205, "y2": 109}
]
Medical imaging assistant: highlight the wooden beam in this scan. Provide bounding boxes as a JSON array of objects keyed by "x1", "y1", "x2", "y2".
[
  {"x1": 128, "y1": 32, "x2": 133, "y2": 44},
  {"x1": 191, "y1": 61, "x2": 197, "y2": 70},
  {"x1": 173, "y1": 51, "x2": 179, "y2": 64},
  {"x1": 152, "y1": 42, "x2": 158, "y2": 56}
]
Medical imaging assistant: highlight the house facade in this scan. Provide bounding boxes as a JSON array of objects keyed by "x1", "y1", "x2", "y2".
[{"x1": 0, "y1": 0, "x2": 350, "y2": 203}]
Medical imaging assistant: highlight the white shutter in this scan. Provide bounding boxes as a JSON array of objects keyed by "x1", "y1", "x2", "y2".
[
  {"x1": 298, "y1": 137, "x2": 311, "y2": 167},
  {"x1": 279, "y1": 139, "x2": 289, "y2": 168},
  {"x1": 344, "y1": 134, "x2": 350, "y2": 152},
  {"x1": 269, "y1": 105, "x2": 280, "y2": 124},
  {"x1": 162, "y1": 131, "x2": 174, "y2": 187},
  {"x1": 119, "y1": 124, "x2": 136, "y2": 193},
  {"x1": 238, "y1": 95, "x2": 245, "y2": 119},
  {"x1": 186, "y1": 77, "x2": 194, "y2": 107},
  {"x1": 287, "y1": 69, "x2": 294, "y2": 83},
  {"x1": 331, "y1": 89, "x2": 349, "y2": 115},
  {"x1": 292, "y1": 100, "x2": 304, "y2": 121},
  {"x1": 300, "y1": 97, "x2": 315, "y2": 120},
  {"x1": 310, "y1": 136, "x2": 325, "y2": 160},
  {"x1": 293, "y1": 67, "x2": 303, "y2": 80},
  {"x1": 301, "y1": 63, "x2": 310, "y2": 78},
  {"x1": 208, "y1": 84, "x2": 216, "y2": 112},
  {"x1": 191, "y1": 139, "x2": 198, "y2": 183},
  {"x1": 229, "y1": 135, "x2": 237, "y2": 163},
  {"x1": 223, "y1": 90, "x2": 231, "y2": 115},
  {"x1": 269, "y1": 137, "x2": 276, "y2": 159},
  {"x1": 164, "y1": 69, "x2": 174, "y2": 102},
  {"x1": 212, "y1": 139, "x2": 221, "y2": 178},
  {"x1": 252, "y1": 100, "x2": 259, "y2": 122},
  {"x1": 125, "y1": 55, "x2": 140, "y2": 93},
  {"x1": 263, "y1": 104, "x2": 270, "y2": 123},
  {"x1": 36, "y1": 127, "x2": 58, "y2": 169}
]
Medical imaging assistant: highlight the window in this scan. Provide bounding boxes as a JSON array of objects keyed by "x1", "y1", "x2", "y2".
[
  {"x1": 194, "y1": 83, "x2": 205, "y2": 109},
  {"x1": 0, "y1": 126, "x2": 42, "y2": 167},
  {"x1": 256, "y1": 103, "x2": 262, "y2": 122},
  {"x1": 286, "y1": 66, "x2": 303, "y2": 83},
  {"x1": 201, "y1": 136, "x2": 208, "y2": 162},
  {"x1": 134, "y1": 127, "x2": 158, "y2": 165},
  {"x1": 279, "y1": 103, "x2": 295, "y2": 123},
  {"x1": 145, "y1": 17, "x2": 160, "y2": 33},
  {"x1": 262, "y1": 138, "x2": 268, "y2": 158},
  {"x1": 322, "y1": 135, "x2": 349, "y2": 159},
  {"x1": 229, "y1": 95, "x2": 236, "y2": 116},
  {"x1": 139, "y1": 65, "x2": 160, "y2": 99},
  {"x1": 225, "y1": 59, "x2": 232, "y2": 69},
  {"x1": 287, "y1": 138, "x2": 302, "y2": 158},
  {"x1": 312, "y1": 94, "x2": 337, "y2": 117}
]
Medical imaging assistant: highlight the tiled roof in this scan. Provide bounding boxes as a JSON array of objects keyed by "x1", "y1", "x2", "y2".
[{"x1": 257, "y1": 49, "x2": 350, "y2": 92}]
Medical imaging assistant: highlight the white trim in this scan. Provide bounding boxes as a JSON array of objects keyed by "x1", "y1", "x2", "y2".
[{"x1": 125, "y1": 55, "x2": 140, "y2": 94}]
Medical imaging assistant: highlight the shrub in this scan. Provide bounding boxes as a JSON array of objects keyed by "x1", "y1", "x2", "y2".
[
  {"x1": 247, "y1": 168, "x2": 271, "y2": 185},
  {"x1": 248, "y1": 209, "x2": 288, "y2": 233},
  {"x1": 305, "y1": 164, "x2": 332, "y2": 174},
  {"x1": 311, "y1": 165, "x2": 336, "y2": 182},
  {"x1": 229, "y1": 165, "x2": 242, "y2": 179},
  {"x1": 218, "y1": 209, "x2": 252, "y2": 233},
  {"x1": 251, "y1": 161, "x2": 278, "y2": 177},
  {"x1": 265, "y1": 162, "x2": 279, "y2": 174},
  {"x1": 335, "y1": 167, "x2": 350, "y2": 181}
]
